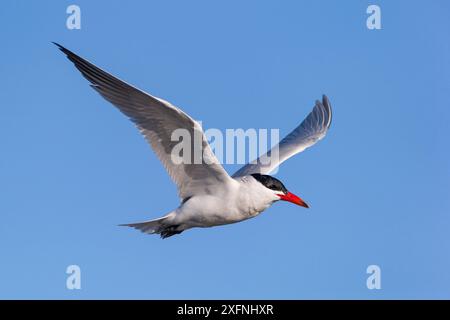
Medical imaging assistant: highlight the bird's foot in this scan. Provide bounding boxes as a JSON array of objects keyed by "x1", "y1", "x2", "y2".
[{"x1": 159, "y1": 225, "x2": 183, "y2": 239}]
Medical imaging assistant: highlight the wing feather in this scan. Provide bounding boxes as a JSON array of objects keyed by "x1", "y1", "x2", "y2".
[
  {"x1": 233, "y1": 95, "x2": 332, "y2": 177},
  {"x1": 55, "y1": 43, "x2": 231, "y2": 199}
]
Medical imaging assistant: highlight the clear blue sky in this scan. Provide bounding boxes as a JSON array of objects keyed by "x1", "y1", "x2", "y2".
[{"x1": 1, "y1": 0, "x2": 449, "y2": 299}]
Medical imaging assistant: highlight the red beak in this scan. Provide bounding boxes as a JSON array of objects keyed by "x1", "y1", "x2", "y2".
[{"x1": 278, "y1": 192, "x2": 309, "y2": 208}]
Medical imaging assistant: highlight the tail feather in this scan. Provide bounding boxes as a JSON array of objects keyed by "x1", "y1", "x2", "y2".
[
  {"x1": 120, "y1": 217, "x2": 165, "y2": 234},
  {"x1": 119, "y1": 213, "x2": 183, "y2": 238}
]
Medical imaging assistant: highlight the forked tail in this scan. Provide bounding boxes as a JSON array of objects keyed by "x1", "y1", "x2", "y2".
[{"x1": 119, "y1": 213, "x2": 183, "y2": 239}]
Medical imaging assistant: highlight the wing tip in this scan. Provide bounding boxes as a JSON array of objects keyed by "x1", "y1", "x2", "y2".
[
  {"x1": 53, "y1": 42, "x2": 82, "y2": 66},
  {"x1": 322, "y1": 94, "x2": 332, "y2": 129},
  {"x1": 52, "y1": 41, "x2": 70, "y2": 54}
]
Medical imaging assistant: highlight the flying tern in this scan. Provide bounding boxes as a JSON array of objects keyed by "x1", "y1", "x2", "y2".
[{"x1": 55, "y1": 43, "x2": 332, "y2": 238}]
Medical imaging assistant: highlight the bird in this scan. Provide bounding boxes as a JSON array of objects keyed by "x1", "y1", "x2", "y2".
[{"x1": 54, "y1": 43, "x2": 332, "y2": 238}]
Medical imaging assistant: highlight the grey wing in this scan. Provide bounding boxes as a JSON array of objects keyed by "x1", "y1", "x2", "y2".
[
  {"x1": 55, "y1": 43, "x2": 231, "y2": 199},
  {"x1": 233, "y1": 95, "x2": 332, "y2": 177}
]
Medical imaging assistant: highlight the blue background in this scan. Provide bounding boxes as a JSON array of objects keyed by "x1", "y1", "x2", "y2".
[{"x1": 0, "y1": 1, "x2": 449, "y2": 299}]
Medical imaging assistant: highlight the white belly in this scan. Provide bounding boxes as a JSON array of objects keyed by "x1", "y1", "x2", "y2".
[{"x1": 174, "y1": 192, "x2": 273, "y2": 228}]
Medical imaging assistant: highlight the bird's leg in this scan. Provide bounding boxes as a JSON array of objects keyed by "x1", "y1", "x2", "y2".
[{"x1": 160, "y1": 224, "x2": 183, "y2": 239}]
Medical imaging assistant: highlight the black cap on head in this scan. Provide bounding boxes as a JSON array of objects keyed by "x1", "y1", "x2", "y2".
[{"x1": 251, "y1": 174, "x2": 288, "y2": 194}]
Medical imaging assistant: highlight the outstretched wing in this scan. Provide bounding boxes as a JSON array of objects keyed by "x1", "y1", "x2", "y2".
[
  {"x1": 55, "y1": 43, "x2": 232, "y2": 199},
  {"x1": 233, "y1": 95, "x2": 332, "y2": 177}
]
